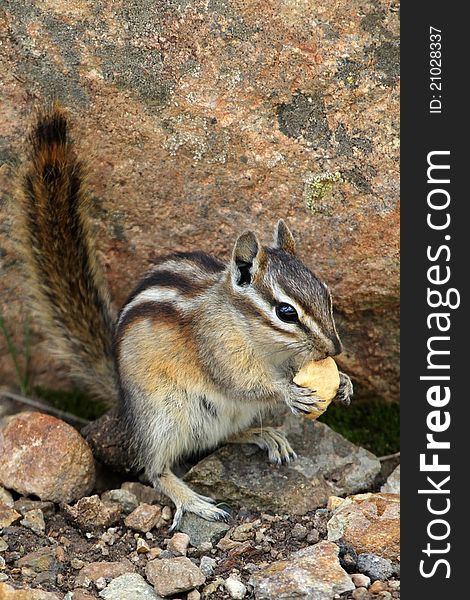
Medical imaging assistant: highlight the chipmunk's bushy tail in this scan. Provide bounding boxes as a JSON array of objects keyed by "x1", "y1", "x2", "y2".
[{"x1": 17, "y1": 105, "x2": 117, "y2": 403}]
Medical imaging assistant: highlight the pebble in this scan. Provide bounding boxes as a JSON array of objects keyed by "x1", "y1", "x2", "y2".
[
  {"x1": 369, "y1": 580, "x2": 388, "y2": 593},
  {"x1": 71, "y1": 558, "x2": 85, "y2": 570},
  {"x1": 0, "y1": 504, "x2": 21, "y2": 528},
  {"x1": 136, "y1": 538, "x2": 151, "y2": 553},
  {"x1": 74, "y1": 560, "x2": 135, "y2": 587},
  {"x1": 199, "y1": 556, "x2": 217, "y2": 577},
  {"x1": 306, "y1": 528, "x2": 320, "y2": 543},
  {"x1": 224, "y1": 576, "x2": 247, "y2": 599},
  {"x1": 231, "y1": 523, "x2": 254, "y2": 542},
  {"x1": 14, "y1": 499, "x2": 55, "y2": 518},
  {"x1": 179, "y1": 512, "x2": 230, "y2": 547},
  {"x1": 124, "y1": 503, "x2": 162, "y2": 533},
  {"x1": 167, "y1": 532, "x2": 190, "y2": 556},
  {"x1": 351, "y1": 573, "x2": 371, "y2": 588},
  {"x1": 0, "y1": 582, "x2": 62, "y2": 598},
  {"x1": 357, "y1": 554, "x2": 395, "y2": 582},
  {"x1": 63, "y1": 495, "x2": 121, "y2": 530},
  {"x1": 0, "y1": 538, "x2": 8, "y2": 552},
  {"x1": 0, "y1": 412, "x2": 95, "y2": 503},
  {"x1": 99, "y1": 573, "x2": 161, "y2": 599},
  {"x1": 377, "y1": 592, "x2": 392, "y2": 600},
  {"x1": 20, "y1": 509, "x2": 46, "y2": 535},
  {"x1": 291, "y1": 523, "x2": 308, "y2": 540},
  {"x1": 352, "y1": 588, "x2": 370, "y2": 600},
  {"x1": 0, "y1": 487, "x2": 13, "y2": 506},
  {"x1": 146, "y1": 556, "x2": 205, "y2": 596},
  {"x1": 101, "y1": 489, "x2": 139, "y2": 514},
  {"x1": 17, "y1": 547, "x2": 59, "y2": 574},
  {"x1": 187, "y1": 590, "x2": 201, "y2": 600}
]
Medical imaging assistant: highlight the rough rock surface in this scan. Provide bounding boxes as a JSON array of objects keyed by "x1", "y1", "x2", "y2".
[
  {"x1": 146, "y1": 556, "x2": 205, "y2": 596},
  {"x1": 99, "y1": 573, "x2": 162, "y2": 600},
  {"x1": 381, "y1": 464, "x2": 400, "y2": 494},
  {"x1": 74, "y1": 559, "x2": 135, "y2": 588},
  {"x1": 0, "y1": 582, "x2": 62, "y2": 599},
  {"x1": 0, "y1": 0, "x2": 399, "y2": 403},
  {"x1": 327, "y1": 493, "x2": 399, "y2": 561},
  {"x1": 185, "y1": 414, "x2": 380, "y2": 514},
  {"x1": 0, "y1": 412, "x2": 95, "y2": 503},
  {"x1": 250, "y1": 540, "x2": 355, "y2": 599},
  {"x1": 63, "y1": 495, "x2": 122, "y2": 530}
]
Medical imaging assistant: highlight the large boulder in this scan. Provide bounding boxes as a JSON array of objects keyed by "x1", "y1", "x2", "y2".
[
  {"x1": 0, "y1": 411, "x2": 95, "y2": 503},
  {"x1": 0, "y1": 0, "x2": 399, "y2": 401}
]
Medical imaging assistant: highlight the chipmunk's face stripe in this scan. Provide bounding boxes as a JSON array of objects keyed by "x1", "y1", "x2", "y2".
[{"x1": 230, "y1": 293, "x2": 298, "y2": 340}]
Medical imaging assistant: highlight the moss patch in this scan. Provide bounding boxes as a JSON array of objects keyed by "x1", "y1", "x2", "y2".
[
  {"x1": 304, "y1": 171, "x2": 344, "y2": 214},
  {"x1": 319, "y1": 398, "x2": 399, "y2": 457}
]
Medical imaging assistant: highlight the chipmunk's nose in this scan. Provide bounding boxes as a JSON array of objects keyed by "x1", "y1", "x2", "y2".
[{"x1": 328, "y1": 335, "x2": 343, "y2": 357}]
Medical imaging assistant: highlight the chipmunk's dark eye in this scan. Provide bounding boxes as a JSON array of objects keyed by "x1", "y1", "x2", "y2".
[{"x1": 276, "y1": 303, "x2": 299, "y2": 323}]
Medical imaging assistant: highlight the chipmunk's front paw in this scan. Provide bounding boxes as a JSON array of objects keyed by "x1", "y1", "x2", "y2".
[
  {"x1": 170, "y1": 493, "x2": 231, "y2": 532},
  {"x1": 334, "y1": 372, "x2": 354, "y2": 406},
  {"x1": 285, "y1": 383, "x2": 325, "y2": 416}
]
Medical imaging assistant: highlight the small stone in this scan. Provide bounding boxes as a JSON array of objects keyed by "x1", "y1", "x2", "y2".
[
  {"x1": 0, "y1": 504, "x2": 21, "y2": 528},
  {"x1": 64, "y1": 495, "x2": 122, "y2": 530},
  {"x1": 381, "y1": 465, "x2": 400, "y2": 494},
  {"x1": 217, "y1": 537, "x2": 242, "y2": 552},
  {"x1": 167, "y1": 532, "x2": 190, "y2": 556},
  {"x1": 327, "y1": 493, "x2": 399, "y2": 561},
  {"x1": 136, "y1": 538, "x2": 151, "y2": 553},
  {"x1": 13, "y1": 499, "x2": 55, "y2": 518},
  {"x1": 388, "y1": 580, "x2": 400, "y2": 590},
  {"x1": 71, "y1": 558, "x2": 85, "y2": 570},
  {"x1": 187, "y1": 590, "x2": 201, "y2": 600},
  {"x1": 179, "y1": 512, "x2": 230, "y2": 547},
  {"x1": 99, "y1": 573, "x2": 161, "y2": 599},
  {"x1": 291, "y1": 523, "x2": 308, "y2": 540},
  {"x1": 0, "y1": 582, "x2": 62, "y2": 598},
  {"x1": 199, "y1": 556, "x2": 217, "y2": 577},
  {"x1": 74, "y1": 560, "x2": 135, "y2": 587},
  {"x1": 101, "y1": 489, "x2": 139, "y2": 514},
  {"x1": 351, "y1": 573, "x2": 371, "y2": 588},
  {"x1": 0, "y1": 487, "x2": 13, "y2": 507},
  {"x1": 73, "y1": 591, "x2": 96, "y2": 600},
  {"x1": 357, "y1": 554, "x2": 394, "y2": 582},
  {"x1": 0, "y1": 573, "x2": 9, "y2": 582},
  {"x1": 0, "y1": 538, "x2": 8, "y2": 552},
  {"x1": 146, "y1": 556, "x2": 205, "y2": 596},
  {"x1": 20, "y1": 509, "x2": 45, "y2": 535},
  {"x1": 0, "y1": 412, "x2": 95, "y2": 503},
  {"x1": 125, "y1": 503, "x2": 162, "y2": 533},
  {"x1": 327, "y1": 496, "x2": 345, "y2": 510},
  {"x1": 231, "y1": 523, "x2": 254, "y2": 542},
  {"x1": 306, "y1": 528, "x2": 320, "y2": 544},
  {"x1": 224, "y1": 576, "x2": 247, "y2": 599},
  {"x1": 377, "y1": 592, "x2": 392, "y2": 600},
  {"x1": 369, "y1": 580, "x2": 387, "y2": 593},
  {"x1": 148, "y1": 547, "x2": 162, "y2": 560},
  {"x1": 17, "y1": 547, "x2": 59, "y2": 573},
  {"x1": 202, "y1": 577, "x2": 224, "y2": 597},
  {"x1": 121, "y1": 482, "x2": 163, "y2": 505},
  {"x1": 250, "y1": 541, "x2": 354, "y2": 600},
  {"x1": 352, "y1": 588, "x2": 371, "y2": 600},
  {"x1": 95, "y1": 577, "x2": 107, "y2": 590}
]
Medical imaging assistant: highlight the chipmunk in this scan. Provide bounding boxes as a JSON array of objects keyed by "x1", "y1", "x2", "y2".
[{"x1": 17, "y1": 106, "x2": 353, "y2": 529}]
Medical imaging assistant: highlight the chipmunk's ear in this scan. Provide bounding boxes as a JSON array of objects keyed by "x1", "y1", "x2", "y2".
[
  {"x1": 231, "y1": 231, "x2": 265, "y2": 286},
  {"x1": 274, "y1": 219, "x2": 296, "y2": 255}
]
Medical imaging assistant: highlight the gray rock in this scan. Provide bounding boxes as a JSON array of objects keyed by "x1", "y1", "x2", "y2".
[
  {"x1": 356, "y1": 553, "x2": 394, "y2": 581},
  {"x1": 199, "y1": 556, "x2": 217, "y2": 578},
  {"x1": 185, "y1": 414, "x2": 380, "y2": 514},
  {"x1": 381, "y1": 465, "x2": 400, "y2": 494},
  {"x1": 224, "y1": 577, "x2": 247, "y2": 599},
  {"x1": 179, "y1": 512, "x2": 230, "y2": 547},
  {"x1": 250, "y1": 541, "x2": 354, "y2": 599},
  {"x1": 101, "y1": 489, "x2": 139, "y2": 514},
  {"x1": 99, "y1": 573, "x2": 163, "y2": 600}
]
